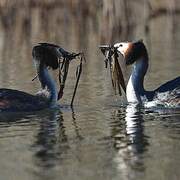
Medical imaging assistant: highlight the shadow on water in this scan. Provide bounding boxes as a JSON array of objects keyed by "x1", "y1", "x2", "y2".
[
  {"x1": 32, "y1": 108, "x2": 83, "y2": 171},
  {"x1": 108, "y1": 104, "x2": 180, "y2": 180},
  {"x1": 109, "y1": 104, "x2": 149, "y2": 178},
  {"x1": 0, "y1": 104, "x2": 180, "y2": 180},
  {"x1": 0, "y1": 108, "x2": 83, "y2": 175},
  {"x1": 32, "y1": 110, "x2": 68, "y2": 169}
]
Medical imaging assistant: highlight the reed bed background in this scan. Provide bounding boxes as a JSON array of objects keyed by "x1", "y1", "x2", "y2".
[
  {"x1": 0, "y1": 0, "x2": 179, "y2": 45},
  {"x1": 0, "y1": 0, "x2": 179, "y2": 92}
]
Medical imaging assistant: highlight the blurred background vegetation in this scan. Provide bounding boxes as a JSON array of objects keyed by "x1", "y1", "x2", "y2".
[
  {"x1": 0, "y1": 0, "x2": 179, "y2": 94},
  {"x1": 0, "y1": 0, "x2": 180, "y2": 47}
]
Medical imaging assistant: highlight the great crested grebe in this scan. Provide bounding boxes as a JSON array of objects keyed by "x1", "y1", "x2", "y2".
[
  {"x1": 114, "y1": 40, "x2": 180, "y2": 107},
  {"x1": 0, "y1": 43, "x2": 66, "y2": 112}
]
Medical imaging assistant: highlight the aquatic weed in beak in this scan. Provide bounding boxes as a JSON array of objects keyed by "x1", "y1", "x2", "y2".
[
  {"x1": 99, "y1": 45, "x2": 126, "y2": 96},
  {"x1": 58, "y1": 51, "x2": 85, "y2": 107}
]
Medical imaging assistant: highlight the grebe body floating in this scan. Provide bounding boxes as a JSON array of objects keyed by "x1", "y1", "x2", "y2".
[
  {"x1": 114, "y1": 40, "x2": 180, "y2": 107},
  {"x1": 0, "y1": 43, "x2": 70, "y2": 112}
]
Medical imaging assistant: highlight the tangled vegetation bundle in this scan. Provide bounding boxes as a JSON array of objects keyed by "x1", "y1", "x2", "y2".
[{"x1": 99, "y1": 45, "x2": 126, "y2": 96}]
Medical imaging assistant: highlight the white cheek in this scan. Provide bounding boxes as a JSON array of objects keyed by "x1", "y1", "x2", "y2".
[
  {"x1": 123, "y1": 44, "x2": 129, "y2": 53},
  {"x1": 117, "y1": 47, "x2": 123, "y2": 55},
  {"x1": 117, "y1": 43, "x2": 129, "y2": 55}
]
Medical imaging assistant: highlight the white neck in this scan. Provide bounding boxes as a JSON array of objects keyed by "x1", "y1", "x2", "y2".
[
  {"x1": 38, "y1": 66, "x2": 58, "y2": 107},
  {"x1": 126, "y1": 58, "x2": 148, "y2": 104}
]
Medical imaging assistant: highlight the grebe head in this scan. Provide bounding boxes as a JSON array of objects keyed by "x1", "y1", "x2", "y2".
[
  {"x1": 114, "y1": 40, "x2": 148, "y2": 65},
  {"x1": 32, "y1": 44, "x2": 59, "y2": 70}
]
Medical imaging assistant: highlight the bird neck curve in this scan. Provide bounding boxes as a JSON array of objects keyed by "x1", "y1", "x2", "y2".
[
  {"x1": 38, "y1": 65, "x2": 58, "y2": 107},
  {"x1": 126, "y1": 57, "x2": 148, "y2": 104}
]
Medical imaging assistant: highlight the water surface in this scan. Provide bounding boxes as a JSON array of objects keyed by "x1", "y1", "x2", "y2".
[{"x1": 0, "y1": 7, "x2": 180, "y2": 180}]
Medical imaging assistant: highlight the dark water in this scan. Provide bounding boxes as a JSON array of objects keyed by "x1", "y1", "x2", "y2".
[{"x1": 0, "y1": 7, "x2": 180, "y2": 180}]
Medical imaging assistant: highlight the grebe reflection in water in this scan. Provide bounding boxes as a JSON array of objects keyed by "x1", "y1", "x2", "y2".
[
  {"x1": 0, "y1": 43, "x2": 77, "y2": 112},
  {"x1": 112, "y1": 104, "x2": 148, "y2": 176}
]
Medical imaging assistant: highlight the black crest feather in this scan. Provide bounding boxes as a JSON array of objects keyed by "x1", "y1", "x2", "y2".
[{"x1": 32, "y1": 43, "x2": 59, "y2": 70}]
